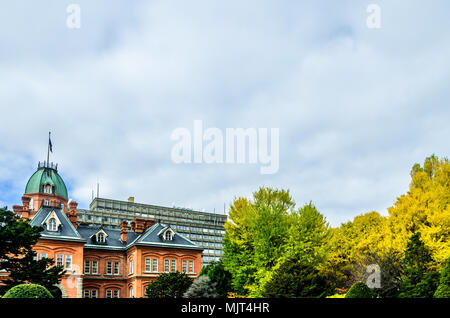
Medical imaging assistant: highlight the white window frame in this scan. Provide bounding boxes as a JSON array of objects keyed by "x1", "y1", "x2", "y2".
[
  {"x1": 106, "y1": 261, "x2": 113, "y2": 275},
  {"x1": 113, "y1": 290, "x2": 120, "y2": 298},
  {"x1": 182, "y1": 260, "x2": 187, "y2": 273},
  {"x1": 189, "y1": 261, "x2": 194, "y2": 274},
  {"x1": 129, "y1": 260, "x2": 134, "y2": 275},
  {"x1": 106, "y1": 290, "x2": 112, "y2": 298},
  {"x1": 48, "y1": 218, "x2": 57, "y2": 231},
  {"x1": 171, "y1": 259, "x2": 176, "y2": 273},
  {"x1": 56, "y1": 254, "x2": 64, "y2": 267},
  {"x1": 84, "y1": 289, "x2": 90, "y2": 298},
  {"x1": 91, "y1": 289, "x2": 98, "y2": 298},
  {"x1": 92, "y1": 261, "x2": 98, "y2": 274},
  {"x1": 65, "y1": 254, "x2": 72, "y2": 270},
  {"x1": 114, "y1": 261, "x2": 120, "y2": 275},
  {"x1": 145, "y1": 259, "x2": 151, "y2": 272},
  {"x1": 84, "y1": 260, "x2": 90, "y2": 274},
  {"x1": 40, "y1": 253, "x2": 48, "y2": 260},
  {"x1": 164, "y1": 260, "x2": 170, "y2": 273},
  {"x1": 152, "y1": 259, "x2": 158, "y2": 273}
]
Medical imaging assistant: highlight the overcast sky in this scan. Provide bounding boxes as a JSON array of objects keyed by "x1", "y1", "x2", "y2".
[{"x1": 0, "y1": 1, "x2": 449, "y2": 226}]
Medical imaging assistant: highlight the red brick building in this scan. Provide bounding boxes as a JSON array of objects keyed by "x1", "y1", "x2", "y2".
[{"x1": 8, "y1": 161, "x2": 203, "y2": 298}]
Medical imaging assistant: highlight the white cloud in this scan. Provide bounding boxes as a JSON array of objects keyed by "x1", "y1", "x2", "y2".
[{"x1": 0, "y1": 1, "x2": 449, "y2": 226}]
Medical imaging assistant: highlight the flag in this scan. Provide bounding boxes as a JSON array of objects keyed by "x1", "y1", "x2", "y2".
[{"x1": 49, "y1": 134, "x2": 53, "y2": 153}]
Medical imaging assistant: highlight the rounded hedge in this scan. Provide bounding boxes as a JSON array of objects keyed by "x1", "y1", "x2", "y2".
[
  {"x1": 345, "y1": 282, "x2": 375, "y2": 298},
  {"x1": 3, "y1": 284, "x2": 54, "y2": 298}
]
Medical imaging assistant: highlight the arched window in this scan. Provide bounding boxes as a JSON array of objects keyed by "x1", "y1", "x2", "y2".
[
  {"x1": 165, "y1": 231, "x2": 173, "y2": 241},
  {"x1": 48, "y1": 218, "x2": 57, "y2": 231},
  {"x1": 43, "y1": 184, "x2": 53, "y2": 194}
]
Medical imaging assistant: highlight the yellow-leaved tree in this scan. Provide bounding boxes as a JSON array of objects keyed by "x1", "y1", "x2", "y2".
[{"x1": 383, "y1": 155, "x2": 450, "y2": 269}]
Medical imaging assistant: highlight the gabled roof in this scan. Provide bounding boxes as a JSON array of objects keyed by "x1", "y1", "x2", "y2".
[
  {"x1": 77, "y1": 226, "x2": 140, "y2": 249},
  {"x1": 135, "y1": 223, "x2": 202, "y2": 250},
  {"x1": 30, "y1": 207, "x2": 85, "y2": 242}
]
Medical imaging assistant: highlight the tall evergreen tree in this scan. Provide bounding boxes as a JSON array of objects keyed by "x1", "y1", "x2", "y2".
[
  {"x1": 399, "y1": 232, "x2": 440, "y2": 298},
  {"x1": 0, "y1": 208, "x2": 65, "y2": 296}
]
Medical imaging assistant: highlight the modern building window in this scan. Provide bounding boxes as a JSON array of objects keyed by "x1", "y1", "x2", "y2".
[
  {"x1": 56, "y1": 254, "x2": 63, "y2": 267},
  {"x1": 65, "y1": 255, "x2": 72, "y2": 270},
  {"x1": 84, "y1": 261, "x2": 90, "y2": 274},
  {"x1": 106, "y1": 261, "x2": 113, "y2": 275},
  {"x1": 92, "y1": 261, "x2": 98, "y2": 274}
]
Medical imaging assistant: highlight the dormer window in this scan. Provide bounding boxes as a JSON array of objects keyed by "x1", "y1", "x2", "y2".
[
  {"x1": 160, "y1": 227, "x2": 175, "y2": 241},
  {"x1": 43, "y1": 184, "x2": 53, "y2": 194},
  {"x1": 98, "y1": 233, "x2": 105, "y2": 243},
  {"x1": 92, "y1": 229, "x2": 108, "y2": 244},
  {"x1": 165, "y1": 231, "x2": 173, "y2": 241},
  {"x1": 44, "y1": 211, "x2": 62, "y2": 232},
  {"x1": 48, "y1": 218, "x2": 57, "y2": 231}
]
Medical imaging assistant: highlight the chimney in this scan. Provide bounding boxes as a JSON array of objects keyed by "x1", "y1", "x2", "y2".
[
  {"x1": 67, "y1": 201, "x2": 79, "y2": 229},
  {"x1": 128, "y1": 197, "x2": 135, "y2": 203},
  {"x1": 120, "y1": 220, "x2": 128, "y2": 243},
  {"x1": 133, "y1": 217, "x2": 155, "y2": 234},
  {"x1": 22, "y1": 196, "x2": 31, "y2": 211}
]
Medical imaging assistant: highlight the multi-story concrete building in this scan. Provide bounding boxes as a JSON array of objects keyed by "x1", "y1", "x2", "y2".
[{"x1": 77, "y1": 197, "x2": 227, "y2": 267}]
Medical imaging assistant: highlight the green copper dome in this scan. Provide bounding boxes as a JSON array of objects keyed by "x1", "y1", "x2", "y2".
[{"x1": 25, "y1": 165, "x2": 68, "y2": 200}]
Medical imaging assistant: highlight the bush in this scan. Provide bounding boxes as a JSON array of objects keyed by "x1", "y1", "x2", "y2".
[
  {"x1": 3, "y1": 284, "x2": 53, "y2": 298},
  {"x1": 434, "y1": 257, "x2": 450, "y2": 298},
  {"x1": 184, "y1": 276, "x2": 219, "y2": 298},
  {"x1": 345, "y1": 282, "x2": 375, "y2": 298}
]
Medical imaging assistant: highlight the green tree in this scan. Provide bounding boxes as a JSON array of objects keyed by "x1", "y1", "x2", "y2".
[
  {"x1": 199, "y1": 260, "x2": 232, "y2": 298},
  {"x1": 345, "y1": 282, "x2": 375, "y2": 298},
  {"x1": 261, "y1": 258, "x2": 333, "y2": 298},
  {"x1": 0, "y1": 208, "x2": 65, "y2": 297},
  {"x1": 222, "y1": 187, "x2": 295, "y2": 296},
  {"x1": 184, "y1": 276, "x2": 218, "y2": 298},
  {"x1": 434, "y1": 257, "x2": 450, "y2": 298},
  {"x1": 399, "y1": 233, "x2": 440, "y2": 298},
  {"x1": 145, "y1": 272, "x2": 193, "y2": 298}
]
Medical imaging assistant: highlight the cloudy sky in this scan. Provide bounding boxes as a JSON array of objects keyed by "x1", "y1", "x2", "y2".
[{"x1": 0, "y1": 1, "x2": 449, "y2": 226}]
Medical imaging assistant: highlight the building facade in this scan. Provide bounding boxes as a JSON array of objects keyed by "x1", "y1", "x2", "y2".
[
  {"x1": 6, "y1": 162, "x2": 203, "y2": 298},
  {"x1": 77, "y1": 197, "x2": 227, "y2": 267}
]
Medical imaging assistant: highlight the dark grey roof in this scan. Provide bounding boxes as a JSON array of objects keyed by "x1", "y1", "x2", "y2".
[
  {"x1": 135, "y1": 223, "x2": 202, "y2": 250},
  {"x1": 30, "y1": 207, "x2": 85, "y2": 242},
  {"x1": 77, "y1": 225, "x2": 140, "y2": 249},
  {"x1": 77, "y1": 223, "x2": 202, "y2": 251}
]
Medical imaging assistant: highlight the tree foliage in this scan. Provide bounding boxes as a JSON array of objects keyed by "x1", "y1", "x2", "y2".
[
  {"x1": 2, "y1": 283, "x2": 53, "y2": 298},
  {"x1": 0, "y1": 208, "x2": 65, "y2": 296},
  {"x1": 434, "y1": 257, "x2": 450, "y2": 298},
  {"x1": 199, "y1": 260, "x2": 232, "y2": 298},
  {"x1": 184, "y1": 276, "x2": 218, "y2": 298},
  {"x1": 145, "y1": 272, "x2": 193, "y2": 298},
  {"x1": 345, "y1": 282, "x2": 375, "y2": 298},
  {"x1": 261, "y1": 258, "x2": 333, "y2": 298}
]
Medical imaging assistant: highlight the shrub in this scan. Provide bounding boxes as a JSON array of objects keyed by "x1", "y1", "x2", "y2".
[
  {"x1": 3, "y1": 284, "x2": 53, "y2": 298},
  {"x1": 345, "y1": 282, "x2": 375, "y2": 298},
  {"x1": 434, "y1": 257, "x2": 450, "y2": 298},
  {"x1": 184, "y1": 276, "x2": 219, "y2": 298}
]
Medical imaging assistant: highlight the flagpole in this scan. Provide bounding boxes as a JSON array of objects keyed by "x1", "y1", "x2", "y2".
[{"x1": 47, "y1": 131, "x2": 50, "y2": 167}]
